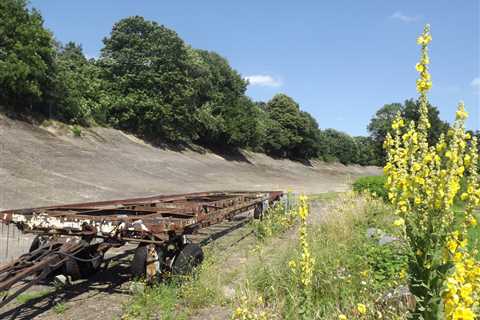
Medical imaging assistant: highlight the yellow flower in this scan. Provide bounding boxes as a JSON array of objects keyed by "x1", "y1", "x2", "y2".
[
  {"x1": 447, "y1": 239, "x2": 458, "y2": 254},
  {"x1": 415, "y1": 63, "x2": 425, "y2": 72},
  {"x1": 459, "y1": 283, "x2": 472, "y2": 300},
  {"x1": 288, "y1": 260, "x2": 297, "y2": 270},
  {"x1": 357, "y1": 303, "x2": 367, "y2": 315},
  {"x1": 453, "y1": 306, "x2": 474, "y2": 320},
  {"x1": 338, "y1": 315, "x2": 347, "y2": 320},
  {"x1": 467, "y1": 216, "x2": 477, "y2": 226},
  {"x1": 393, "y1": 218, "x2": 405, "y2": 227},
  {"x1": 412, "y1": 163, "x2": 421, "y2": 172},
  {"x1": 456, "y1": 105, "x2": 468, "y2": 120}
]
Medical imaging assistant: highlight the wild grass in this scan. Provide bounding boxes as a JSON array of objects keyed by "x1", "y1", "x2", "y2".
[
  {"x1": 123, "y1": 193, "x2": 410, "y2": 319},
  {"x1": 122, "y1": 246, "x2": 226, "y2": 320},
  {"x1": 237, "y1": 193, "x2": 409, "y2": 319}
]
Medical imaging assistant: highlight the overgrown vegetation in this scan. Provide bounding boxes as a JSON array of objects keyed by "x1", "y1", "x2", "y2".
[
  {"x1": 353, "y1": 175, "x2": 387, "y2": 201},
  {"x1": 234, "y1": 193, "x2": 409, "y2": 319}
]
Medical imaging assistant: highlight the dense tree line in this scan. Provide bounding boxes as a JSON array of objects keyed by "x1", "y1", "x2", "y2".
[{"x1": 2, "y1": 0, "x2": 450, "y2": 166}]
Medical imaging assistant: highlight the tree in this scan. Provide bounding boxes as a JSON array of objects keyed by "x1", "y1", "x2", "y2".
[
  {"x1": 354, "y1": 136, "x2": 378, "y2": 166},
  {"x1": 0, "y1": 0, "x2": 55, "y2": 110},
  {"x1": 52, "y1": 42, "x2": 104, "y2": 124},
  {"x1": 99, "y1": 16, "x2": 195, "y2": 142},
  {"x1": 368, "y1": 99, "x2": 448, "y2": 164},
  {"x1": 318, "y1": 129, "x2": 358, "y2": 164},
  {"x1": 262, "y1": 94, "x2": 323, "y2": 159},
  {"x1": 402, "y1": 99, "x2": 449, "y2": 145},
  {"x1": 188, "y1": 49, "x2": 252, "y2": 147}
]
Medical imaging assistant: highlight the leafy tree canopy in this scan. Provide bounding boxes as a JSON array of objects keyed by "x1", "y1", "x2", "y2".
[
  {"x1": 99, "y1": 16, "x2": 194, "y2": 142},
  {"x1": 367, "y1": 99, "x2": 449, "y2": 163},
  {"x1": 0, "y1": 0, "x2": 55, "y2": 109}
]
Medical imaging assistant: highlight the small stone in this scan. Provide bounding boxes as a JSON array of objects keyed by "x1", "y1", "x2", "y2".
[
  {"x1": 222, "y1": 286, "x2": 235, "y2": 299},
  {"x1": 366, "y1": 228, "x2": 383, "y2": 238},
  {"x1": 378, "y1": 235, "x2": 400, "y2": 245}
]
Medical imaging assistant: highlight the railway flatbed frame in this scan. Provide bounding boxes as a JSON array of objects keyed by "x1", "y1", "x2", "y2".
[{"x1": 0, "y1": 190, "x2": 283, "y2": 308}]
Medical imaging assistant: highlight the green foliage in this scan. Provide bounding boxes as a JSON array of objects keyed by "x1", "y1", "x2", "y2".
[
  {"x1": 71, "y1": 125, "x2": 82, "y2": 137},
  {"x1": 263, "y1": 94, "x2": 322, "y2": 159},
  {"x1": 52, "y1": 42, "x2": 104, "y2": 125},
  {"x1": 318, "y1": 129, "x2": 358, "y2": 164},
  {"x1": 99, "y1": 16, "x2": 195, "y2": 142},
  {"x1": 368, "y1": 99, "x2": 449, "y2": 164},
  {"x1": 364, "y1": 240, "x2": 408, "y2": 287},
  {"x1": 252, "y1": 193, "x2": 298, "y2": 240},
  {"x1": 354, "y1": 136, "x2": 379, "y2": 166},
  {"x1": 353, "y1": 175, "x2": 387, "y2": 201},
  {"x1": 0, "y1": 0, "x2": 55, "y2": 110},
  {"x1": 123, "y1": 282, "x2": 188, "y2": 320},
  {"x1": 53, "y1": 302, "x2": 67, "y2": 315},
  {"x1": 0, "y1": 4, "x2": 386, "y2": 165},
  {"x1": 16, "y1": 289, "x2": 53, "y2": 304}
]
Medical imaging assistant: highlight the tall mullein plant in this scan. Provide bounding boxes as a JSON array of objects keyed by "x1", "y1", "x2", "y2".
[{"x1": 384, "y1": 25, "x2": 480, "y2": 319}]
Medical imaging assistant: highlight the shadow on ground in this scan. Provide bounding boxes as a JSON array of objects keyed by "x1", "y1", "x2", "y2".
[{"x1": 0, "y1": 250, "x2": 134, "y2": 320}]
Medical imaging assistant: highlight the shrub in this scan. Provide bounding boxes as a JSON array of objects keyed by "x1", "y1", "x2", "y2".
[
  {"x1": 71, "y1": 125, "x2": 82, "y2": 137},
  {"x1": 353, "y1": 176, "x2": 387, "y2": 201}
]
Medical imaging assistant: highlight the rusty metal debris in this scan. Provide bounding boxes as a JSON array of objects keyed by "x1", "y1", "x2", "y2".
[{"x1": 0, "y1": 191, "x2": 282, "y2": 307}]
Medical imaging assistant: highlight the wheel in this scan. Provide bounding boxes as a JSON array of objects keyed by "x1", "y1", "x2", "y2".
[
  {"x1": 172, "y1": 244, "x2": 204, "y2": 275},
  {"x1": 64, "y1": 247, "x2": 103, "y2": 280},
  {"x1": 253, "y1": 204, "x2": 263, "y2": 219},
  {"x1": 131, "y1": 245, "x2": 164, "y2": 279}
]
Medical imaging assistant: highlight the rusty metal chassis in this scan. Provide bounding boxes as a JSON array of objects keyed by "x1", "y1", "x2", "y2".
[
  {"x1": 0, "y1": 191, "x2": 281, "y2": 244},
  {"x1": 0, "y1": 191, "x2": 282, "y2": 307}
]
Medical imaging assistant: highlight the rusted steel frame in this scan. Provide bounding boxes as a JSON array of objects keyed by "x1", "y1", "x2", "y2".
[
  {"x1": 144, "y1": 196, "x2": 264, "y2": 235},
  {"x1": 0, "y1": 193, "x2": 255, "y2": 223},
  {"x1": 0, "y1": 192, "x2": 279, "y2": 241},
  {"x1": 0, "y1": 191, "x2": 245, "y2": 215},
  {"x1": 5, "y1": 195, "x2": 263, "y2": 238},
  {"x1": 3, "y1": 193, "x2": 250, "y2": 225},
  {"x1": 0, "y1": 241, "x2": 85, "y2": 292}
]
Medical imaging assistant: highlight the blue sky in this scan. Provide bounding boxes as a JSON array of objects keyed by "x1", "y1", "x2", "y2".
[{"x1": 30, "y1": 0, "x2": 479, "y2": 136}]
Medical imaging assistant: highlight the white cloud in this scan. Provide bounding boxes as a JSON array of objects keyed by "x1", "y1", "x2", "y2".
[
  {"x1": 244, "y1": 75, "x2": 282, "y2": 87},
  {"x1": 85, "y1": 53, "x2": 98, "y2": 60},
  {"x1": 471, "y1": 77, "x2": 480, "y2": 93},
  {"x1": 390, "y1": 11, "x2": 421, "y2": 23}
]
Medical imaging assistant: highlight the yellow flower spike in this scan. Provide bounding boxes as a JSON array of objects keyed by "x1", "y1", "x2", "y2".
[
  {"x1": 385, "y1": 24, "x2": 480, "y2": 320},
  {"x1": 338, "y1": 315, "x2": 347, "y2": 320}
]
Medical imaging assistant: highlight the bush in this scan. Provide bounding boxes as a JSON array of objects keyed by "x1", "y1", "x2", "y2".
[
  {"x1": 71, "y1": 125, "x2": 82, "y2": 137},
  {"x1": 353, "y1": 176, "x2": 387, "y2": 201}
]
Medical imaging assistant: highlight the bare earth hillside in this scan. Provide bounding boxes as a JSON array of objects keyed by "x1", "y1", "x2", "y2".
[{"x1": 0, "y1": 113, "x2": 379, "y2": 210}]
